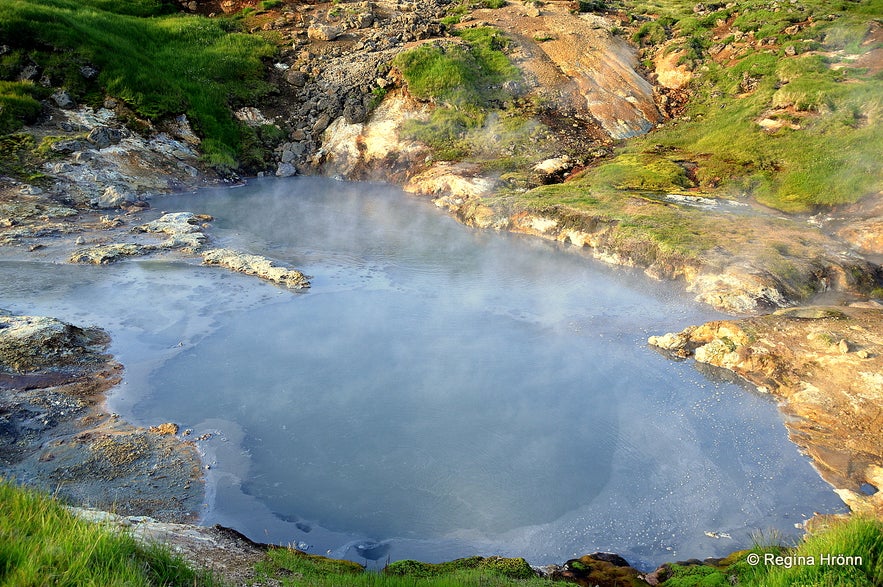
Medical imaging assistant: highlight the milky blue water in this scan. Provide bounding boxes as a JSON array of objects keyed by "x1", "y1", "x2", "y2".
[{"x1": 0, "y1": 177, "x2": 845, "y2": 570}]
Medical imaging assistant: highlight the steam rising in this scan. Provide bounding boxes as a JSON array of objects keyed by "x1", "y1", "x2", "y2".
[{"x1": 0, "y1": 177, "x2": 846, "y2": 570}]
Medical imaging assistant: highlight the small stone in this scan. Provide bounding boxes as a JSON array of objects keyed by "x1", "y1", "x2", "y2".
[
  {"x1": 79, "y1": 65, "x2": 99, "y2": 80},
  {"x1": 838, "y1": 339, "x2": 850, "y2": 354},
  {"x1": 93, "y1": 185, "x2": 136, "y2": 209},
  {"x1": 19, "y1": 185, "x2": 43, "y2": 196}
]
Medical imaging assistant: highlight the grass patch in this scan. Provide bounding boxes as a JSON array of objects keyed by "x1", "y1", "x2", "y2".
[
  {"x1": 394, "y1": 26, "x2": 525, "y2": 161},
  {"x1": 518, "y1": 176, "x2": 715, "y2": 260},
  {"x1": 0, "y1": 478, "x2": 220, "y2": 586},
  {"x1": 0, "y1": 132, "x2": 45, "y2": 182},
  {"x1": 255, "y1": 548, "x2": 551, "y2": 587},
  {"x1": 0, "y1": 81, "x2": 44, "y2": 133},
  {"x1": 591, "y1": 152, "x2": 692, "y2": 191},
  {"x1": 0, "y1": 0, "x2": 276, "y2": 170}
]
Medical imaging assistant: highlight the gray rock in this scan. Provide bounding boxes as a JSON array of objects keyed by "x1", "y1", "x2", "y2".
[
  {"x1": 19, "y1": 64, "x2": 40, "y2": 82},
  {"x1": 87, "y1": 127, "x2": 123, "y2": 149},
  {"x1": 275, "y1": 162, "x2": 297, "y2": 177},
  {"x1": 50, "y1": 139, "x2": 90, "y2": 154},
  {"x1": 202, "y1": 248, "x2": 310, "y2": 289},
  {"x1": 312, "y1": 113, "x2": 331, "y2": 134},
  {"x1": 69, "y1": 243, "x2": 150, "y2": 265},
  {"x1": 344, "y1": 101, "x2": 367, "y2": 124},
  {"x1": 19, "y1": 185, "x2": 43, "y2": 196},
  {"x1": 0, "y1": 314, "x2": 108, "y2": 373},
  {"x1": 93, "y1": 185, "x2": 136, "y2": 209},
  {"x1": 79, "y1": 65, "x2": 99, "y2": 80},
  {"x1": 51, "y1": 91, "x2": 76, "y2": 110},
  {"x1": 308, "y1": 24, "x2": 340, "y2": 41}
]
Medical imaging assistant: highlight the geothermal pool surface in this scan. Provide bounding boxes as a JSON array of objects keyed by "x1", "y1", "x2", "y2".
[{"x1": 1, "y1": 177, "x2": 844, "y2": 569}]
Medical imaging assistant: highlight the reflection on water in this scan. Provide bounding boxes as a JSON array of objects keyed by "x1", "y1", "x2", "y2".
[{"x1": 0, "y1": 177, "x2": 845, "y2": 570}]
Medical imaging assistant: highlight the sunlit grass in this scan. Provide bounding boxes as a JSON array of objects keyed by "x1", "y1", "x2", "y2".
[
  {"x1": 0, "y1": 478, "x2": 221, "y2": 587},
  {"x1": 610, "y1": 0, "x2": 883, "y2": 212},
  {"x1": 0, "y1": 0, "x2": 275, "y2": 169}
]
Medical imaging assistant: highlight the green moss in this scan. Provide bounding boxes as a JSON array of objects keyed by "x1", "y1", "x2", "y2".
[
  {"x1": 385, "y1": 556, "x2": 535, "y2": 580},
  {"x1": 0, "y1": 132, "x2": 45, "y2": 181},
  {"x1": 394, "y1": 26, "x2": 523, "y2": 162},
  {"x1": 592, "y1": 152, "x2": 692, "y2": 191}
]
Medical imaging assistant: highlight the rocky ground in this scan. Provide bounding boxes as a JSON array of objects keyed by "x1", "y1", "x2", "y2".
[{"x1": 0, "y1": 313, "x2": 203, "y2": 521}]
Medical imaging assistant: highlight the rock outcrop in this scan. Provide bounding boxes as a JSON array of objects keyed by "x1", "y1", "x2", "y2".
[
  {"x1": 202, "y1": 248, "x2": 310, "y2": 289},
  {"x1": 649, "y1": 304, "x2": 883, "y2": 517}
]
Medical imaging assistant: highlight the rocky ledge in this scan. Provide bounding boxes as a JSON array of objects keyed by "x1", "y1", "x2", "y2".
[
  {"x1": 202, "y1": 248, "x2": 311, "y2": 289},
  {"x1": 650, "y1": 303, "x2": 883, "y2": 517},
  {"x1": 0, "y1": 312, "x2": 203, "y2": 522}
]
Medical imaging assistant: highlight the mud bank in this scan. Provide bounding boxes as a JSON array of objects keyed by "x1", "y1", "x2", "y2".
[{"x1": 0, "y1": 312, "x2": 203, "y2": 522}]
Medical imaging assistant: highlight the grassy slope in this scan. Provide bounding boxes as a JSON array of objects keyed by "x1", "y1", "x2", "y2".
[
  {"x1": 394, "y1": 27, "x2": 553, "y2": 167},
  {"x1": 392, "y1": 0, "x2": 881, "y2": 275},
  {"x1": 0, "y1": 0, "x2": 275, "y2": 169},
  {"x1": 605, "y1": 0, "x2": 883, "y2": 212},
  {"x1": 0, "y1": 479, "x2": 220, "y2": 586}
]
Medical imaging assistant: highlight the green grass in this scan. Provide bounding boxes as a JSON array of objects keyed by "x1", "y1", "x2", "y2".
[
  {"x1": 518, "y1": 176, "x2": 715, "y2": 261},
  {"x1": 255, "y1": 548, "x2": 551, "y2": 587},
  {"x1": 654, "y1": 518, "x2": 883, "y2": 586},
  {"x1": 394, "y1": 27, "x2": 537, "y2": 162},
  {"x1": 0, "y1": 81, "x2": 44, "y2": 133},
  {"x1": 2, "y1": 479, "x2": 881, "y2": 586},
  {"x1": 0, "y1": 478, "x2": 220, "y2": 587},
  {"x1": 608, "y1": 0, "x2": 883, "y2": 212},
  {"x1": 0, "y1": 0, "x2": 276, "y2": 170}
]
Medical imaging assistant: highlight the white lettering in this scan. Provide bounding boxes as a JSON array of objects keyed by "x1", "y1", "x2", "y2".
[{"x1": 820, "y1": 554, "x2": 862, "y2": 566}]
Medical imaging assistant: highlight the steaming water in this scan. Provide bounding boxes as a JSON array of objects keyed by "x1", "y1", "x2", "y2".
[{"x1": 0, "y1": 177, "x2": 844, "y2": 569}]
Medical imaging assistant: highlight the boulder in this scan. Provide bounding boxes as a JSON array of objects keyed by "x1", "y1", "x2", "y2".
[
  {"x1": 135, "y1": 211, "x2": 210, "y2": 252},
  {"x1": 275, "y1": 162, "x2": 297, "y2": 177},
  {"x1": 308, "y1": 24, "x2": 340, "y2": 41},
  {"x1": 87, "y1": 126, "x2": 123, "y2": 149},
  {"x1": 284, "y1": 69, "x2": 308, "y2": 87},
  {"x1": 531, "y1": 156, "x2": 572, "y2": 184},
  {"x1": 92, "y1": 185, "x2": 136, "y2": 209},
  {"x1": 68, "y1": 243, "x2": 149, "y2": 265},
  {"x1": 50, "y1": 139, "x2": 90, "y2": 154}
]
